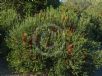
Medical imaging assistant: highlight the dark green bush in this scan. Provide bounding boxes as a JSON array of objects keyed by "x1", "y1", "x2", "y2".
[
  {"x1": 6, "y1": 1, "x2": 102, "y2": 76},
  {"x1": 0, "y1": 8, "x2": 20, "y2": 57},
  {"x1": 1, "y1": 0, "x2": 60, "y2": 18},
  {"x1": 0, "y1": 9, "x2": 18, "y2": 29}
]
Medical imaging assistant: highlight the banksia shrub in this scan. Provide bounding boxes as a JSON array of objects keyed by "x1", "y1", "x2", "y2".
[
  {"x1": 6, "y1": 2, "x2": 102, "y2": 76},
  {"x1": 0, "y1": 9, "x2": 18, "y2": 29},
  {"x1": 0, "y1": 8, "x2": 19, "y2": 57}
]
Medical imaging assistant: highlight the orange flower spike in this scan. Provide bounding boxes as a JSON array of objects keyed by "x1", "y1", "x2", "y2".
[
  {"x1": 22, "y1": 32, "x2": 27, "y2": 46},
  {"x1": 67, "y1": 43, "x2": 74, "y2": 55},
  {"x1": 50, "y1": 26, "x2": 57, "y2": 32}
]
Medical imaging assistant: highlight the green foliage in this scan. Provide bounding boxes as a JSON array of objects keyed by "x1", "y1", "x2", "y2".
[
  {"x1": 6, "y1": 1, "x2": 102, "y2": 75},
  {"x1": 0, "y1": 9, "x2": 18, "y2": 29},
  {"x1": 0, "y1": 8, "x2": 19, "y2": 57},
  {"x1": 1, "y1": 0, "x2": 60, "y2": 17}
]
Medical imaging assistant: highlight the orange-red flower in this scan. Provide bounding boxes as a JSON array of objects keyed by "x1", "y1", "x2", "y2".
[
  {"x1": 49, "y1": 26, "x2": 57, "y2": 32},
  {"x1": 67, "y1": 43, "x2": 74, "y2": 55},
  {"x1": 22, "y1": 32, "x2": 27, "y2": 46}
]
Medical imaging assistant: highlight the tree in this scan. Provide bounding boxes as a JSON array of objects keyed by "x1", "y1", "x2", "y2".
[{"x1": 1, "y1": 0, "x2": 60, "y2": 17}]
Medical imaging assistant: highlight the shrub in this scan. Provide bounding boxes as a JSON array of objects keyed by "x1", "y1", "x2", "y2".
[
  {"x1": 0, "y1": 8, "x2": 19, "y2": 57},
  {"x1": 6, "y1": 2, "x2": 102, "y2": 76},
  {"x1": 0, "y1": 9, "x2": 18, "y2": 29},
  {"x1": 1, "y1": 0, "x2": 60, "y2": 18}
]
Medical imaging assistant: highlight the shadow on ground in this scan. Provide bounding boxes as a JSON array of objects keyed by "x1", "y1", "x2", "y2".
[
  {"x1": 0, "y1": 57, "x2": 12, "y2": 74},
  {"x1": 94, "y1": 67, "x2": 102, "y2": 76}
]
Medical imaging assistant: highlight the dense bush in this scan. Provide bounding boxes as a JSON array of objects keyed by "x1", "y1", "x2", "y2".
[
  {"x1": 0, "y1": 9, "x2": 18, "y2": 28},
  {"x1": 0, "y1": 9, "x2": 19, "y2": 57},
  {"x1": 6, "y1": 1, "x2": 102, "y2": 75},
  {"x1": 1, "y1": 0, "x2": 60, "y2": 17}
]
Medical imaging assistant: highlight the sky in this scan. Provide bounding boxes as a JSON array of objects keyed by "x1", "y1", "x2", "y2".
[{"x1": 60, "y1": 0, "x2": 67, "y2": 2}]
